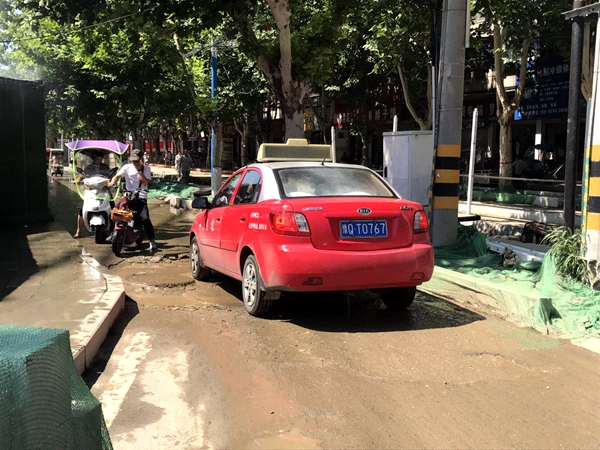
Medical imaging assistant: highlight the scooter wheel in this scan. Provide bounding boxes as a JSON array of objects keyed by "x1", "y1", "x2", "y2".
[
  {"x1": 94, "y1": 226, "x2": 105, "y2": 244},
  {"x1": 112, "y1": 230, "x2": 124, "y2": 256}
]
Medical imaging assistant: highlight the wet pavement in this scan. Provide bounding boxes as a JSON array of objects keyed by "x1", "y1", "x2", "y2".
[{"x1": 0, "y1": 176, "x2": 125, "y2": 373}]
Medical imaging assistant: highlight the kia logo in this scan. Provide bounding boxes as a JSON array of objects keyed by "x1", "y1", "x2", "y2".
[{"x1": 357, "y1": 208, "x2": 371, "y2": 215}]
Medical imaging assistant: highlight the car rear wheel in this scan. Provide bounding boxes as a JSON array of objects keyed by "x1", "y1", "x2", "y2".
[
  {"x1": 190, "y1": 237, "x2": 211, "y2": 281},
  {"x1": 242, "y1": 255, "x2": 273, "y2": 317},
  {"x1": 380, "y1": 286, "x2": 417, "y2": 310}
]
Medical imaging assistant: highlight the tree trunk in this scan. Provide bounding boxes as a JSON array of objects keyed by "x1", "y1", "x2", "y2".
[
  {"x1": 234, "y1": 118, "x2": 250, "y2": 166},
  {"x1": 360, "y1": 134, "x2": 370, "y2": 167},
  {"x1": 398, "y1": 63, "x2": 432, "y2": 130},
  {"x1": 498, "y1": 114, "x2": 513, "y2": 188},
  {"x1": 492, "y1": 23, "x2": 530, "y2": 188}
]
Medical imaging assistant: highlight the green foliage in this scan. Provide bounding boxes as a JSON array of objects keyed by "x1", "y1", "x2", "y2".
[{"x1": 542, "y1": 227, "x2": 594, "y2": 286}]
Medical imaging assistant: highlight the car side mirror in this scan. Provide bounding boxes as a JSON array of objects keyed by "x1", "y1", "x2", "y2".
[{"x1": 192, "y1": 197, "x2": 211, "y2": 210}]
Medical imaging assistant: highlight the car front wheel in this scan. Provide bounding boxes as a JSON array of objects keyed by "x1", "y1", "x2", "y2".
[
  {"x1": 242, "y1": 255, "x2": 274, "y2": 317},
  {"x1": 190, "y1": 237, "x2": 211, "y2": 281},
  {"x1": 380, "y1": 286, "x2": 417, "y2": 310}
]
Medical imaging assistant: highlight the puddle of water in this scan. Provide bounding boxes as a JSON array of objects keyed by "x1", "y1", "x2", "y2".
[{"x1": 245, "y1": 428, "x2": 321, "y2": 450}]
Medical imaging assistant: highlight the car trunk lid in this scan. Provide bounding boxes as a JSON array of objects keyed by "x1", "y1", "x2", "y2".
[{"x1": 289, "y1": 198, "x2": 415, "y2": 251}]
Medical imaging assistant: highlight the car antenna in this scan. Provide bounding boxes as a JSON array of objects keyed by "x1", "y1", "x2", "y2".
[{"x1": 321, "y1": 156, "x2": 327, "y2": 166}]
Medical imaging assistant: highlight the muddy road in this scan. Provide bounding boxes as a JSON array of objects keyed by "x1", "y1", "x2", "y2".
[{"x1": 49, "y1": 178, "x2": 600, "y2": 449}]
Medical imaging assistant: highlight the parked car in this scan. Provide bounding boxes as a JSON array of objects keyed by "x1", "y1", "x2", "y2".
[{"x1": 189, "y1": 139, "x2": 434, "y2": 316}]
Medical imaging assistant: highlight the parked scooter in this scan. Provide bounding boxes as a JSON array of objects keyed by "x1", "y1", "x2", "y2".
[
  {"x1": 78, "y1": 173, "x2": 116, "y2": 244},
  {"x1": 67, "y1": 140, "x2": 129, "y2": 243},
  {"x1": 110, "y1": 189, "x2": 145, "y2": 256}
]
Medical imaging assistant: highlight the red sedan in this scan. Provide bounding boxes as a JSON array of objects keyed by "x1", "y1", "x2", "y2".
[{"x1": 189, "y1": 161, "x2": 434, "y2": 316}]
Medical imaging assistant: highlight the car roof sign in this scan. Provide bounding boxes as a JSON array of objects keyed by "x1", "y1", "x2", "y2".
[{"x1": 256, "y1": 138, "x2": 332, "y2": 163}]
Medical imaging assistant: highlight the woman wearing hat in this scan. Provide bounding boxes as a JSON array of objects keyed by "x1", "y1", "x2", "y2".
[{"x1": 108, "y1": 149, "x2": 157, "y2": 251}]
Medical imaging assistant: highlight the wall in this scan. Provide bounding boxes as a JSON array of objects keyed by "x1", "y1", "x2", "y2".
[{"x1": 0, "y1": 77, "x2": 51, "y2": 225}]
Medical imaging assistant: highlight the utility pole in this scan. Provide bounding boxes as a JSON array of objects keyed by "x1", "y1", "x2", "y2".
[
  {"x1": 210, "y1": 42, "x2": 222, "y2": 196},
  {"x1": 565, "y1": 1, "x2": 600, "y2": 262},
  {"x1": 564, "y1": 0, "x2": 587, "y2": 231},
  {"x1": 431, "y1": 0, "x2": 468, "y2": 245}
]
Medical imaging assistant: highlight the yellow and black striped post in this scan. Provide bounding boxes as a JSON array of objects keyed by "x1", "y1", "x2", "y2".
[
  {"x1": 583, "y1": 140, "x2": 600, "y2": 259},
  {"x1": 433, "y1": 144, "x2": 461, "y2": 210}
]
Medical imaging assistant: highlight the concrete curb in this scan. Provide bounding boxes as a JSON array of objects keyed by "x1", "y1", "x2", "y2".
[{"x1": 71, "y1": 250, "x2": 126, "y2": 374}]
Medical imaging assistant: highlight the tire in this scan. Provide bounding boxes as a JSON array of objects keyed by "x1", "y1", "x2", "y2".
[
  {"x1": 94, "y1": 226, "x2": 105, "y2": 244},
  {"x1": 380, "y1": 286, "x2": 417, "y2": 310},
  {"x1": 112, "y1": 229, "x2": 125, "y2": 257},
  {"x1": 242, "y1": 255, "x2": 274, "y2": 316},
  {"x1": 190, "y1": 237, "x2": 211, "y2": 281}
]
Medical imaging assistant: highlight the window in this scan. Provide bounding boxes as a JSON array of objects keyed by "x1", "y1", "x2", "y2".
[
  {"x1": 276, "y1": 167, "x2": 395, "y2": 198},
  {"x1": 233, "y1": 170, "x2": 262, "y2": 205},
  {"x1": 214, "y1": 172, "x2": 243, "y2": 207}
]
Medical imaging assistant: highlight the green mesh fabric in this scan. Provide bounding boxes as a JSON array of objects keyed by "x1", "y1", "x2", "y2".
[
  {"x1": 148, "y1": 179, "x2": 205, "y2": 200},
  {"x1": 0, "y1": 326, "x2": 113, "y2": 450},
  {"x1": 430, "y1": 225, "x2": 600, "y2": 338}
]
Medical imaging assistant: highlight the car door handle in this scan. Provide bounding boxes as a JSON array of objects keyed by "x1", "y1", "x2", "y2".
[{"x1": 240, "y1": 215, "x2": 247, "y2": 222}]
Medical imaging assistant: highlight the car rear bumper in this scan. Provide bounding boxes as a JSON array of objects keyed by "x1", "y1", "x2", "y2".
[{"x1": 259, "y1": 242, "x2": 434, "y2": 291}]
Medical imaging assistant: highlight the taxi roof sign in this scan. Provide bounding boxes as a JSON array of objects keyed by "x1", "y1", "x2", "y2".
[{"x1": 256, "y1": 138, "x2": 332, "y2": 163}]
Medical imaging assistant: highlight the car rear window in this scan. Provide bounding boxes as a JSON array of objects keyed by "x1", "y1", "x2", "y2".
[{"x1": 276, "y1": 166, "x2": 395, "y2": 198}]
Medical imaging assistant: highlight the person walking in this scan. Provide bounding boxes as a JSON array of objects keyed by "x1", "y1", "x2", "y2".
[
  {"x1": 108, "y1": 149, "x2": 158, "y2": 252},
  {"x1": 180, "y1": 150, "x2": 191, "y2": 184},
  {"x1": 174, "y1": 150, "x2": 182, "y2": 181}
]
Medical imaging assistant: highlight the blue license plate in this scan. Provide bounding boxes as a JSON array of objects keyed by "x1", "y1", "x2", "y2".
[{"x1": 340, "y1": 220, "x2": 388, "y2": 238}]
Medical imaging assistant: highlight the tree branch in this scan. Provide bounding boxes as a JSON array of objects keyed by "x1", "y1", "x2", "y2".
[
  {"x1": 398, "y1": 63, "x2": 426, "y2": 129},
  {"x1": 512, "y1": 39, "x2": 531, "y2": 107}
]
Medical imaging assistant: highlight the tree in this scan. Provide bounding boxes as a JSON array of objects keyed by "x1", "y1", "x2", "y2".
[
  {"x1": 474, "y1": 0, "x2": 571, "y2": 186},
  {"x1": 365, "y1": 0, "x2": 438, "y2": 130}
]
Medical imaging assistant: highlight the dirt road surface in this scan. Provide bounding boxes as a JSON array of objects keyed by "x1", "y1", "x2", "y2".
[{"x1": 49, "y1": 178, "x2": 600, "y2": 449}]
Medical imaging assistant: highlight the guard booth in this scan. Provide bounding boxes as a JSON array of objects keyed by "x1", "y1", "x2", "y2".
[{"x1": 382, "y1": 131, "x2": 434, "y2": 211}]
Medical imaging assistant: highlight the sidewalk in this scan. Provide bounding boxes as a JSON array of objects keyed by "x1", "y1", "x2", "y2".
[{"x1": 0, "y1": 220, "x2": 125, "y2": 374}]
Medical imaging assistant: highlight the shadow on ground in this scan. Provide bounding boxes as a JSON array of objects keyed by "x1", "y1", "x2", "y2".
[{"x1": 213, "y1": 275, "x2": 485, "y2": 333}]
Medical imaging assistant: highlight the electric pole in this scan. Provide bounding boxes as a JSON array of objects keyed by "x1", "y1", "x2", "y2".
[{"x1": 431, "y1": 0, "x2": 468, "y2": 245}]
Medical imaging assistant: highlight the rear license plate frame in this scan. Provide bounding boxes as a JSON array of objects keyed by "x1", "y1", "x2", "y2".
[{"x1": 340, "y1": 220, "x2": 388, "y2": 239}]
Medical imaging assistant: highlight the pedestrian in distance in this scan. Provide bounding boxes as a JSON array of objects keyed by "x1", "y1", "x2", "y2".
[
  {"x1": 175, "y1": 150, "x2": 182, "y2": 181},
  {"x1": 108, "y1": 149, "x2": 158, "y2": 252},
  {"x1": 180, "y1": 150, "x2": 191, "y2": 184}
]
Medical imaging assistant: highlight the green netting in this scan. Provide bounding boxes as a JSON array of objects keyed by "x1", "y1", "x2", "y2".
[
  {"x1": 459, "y1": 185, "x2": 537, "y2": 205},
  {"x1": 148, "y1": 180, "x2": 207, "y2": 200},
  {"x1": 0, "y1": 326, "x2": 112, "y2": 450},
  {"x1": 432, "y1": 225, "x2": 600, "y2": 338}
]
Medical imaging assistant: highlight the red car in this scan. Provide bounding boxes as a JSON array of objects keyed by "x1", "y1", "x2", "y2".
[{"x1": 189, "y1": 146, "x2": 434, "y2": 316}]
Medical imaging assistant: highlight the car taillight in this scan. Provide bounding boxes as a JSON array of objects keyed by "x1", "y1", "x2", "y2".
[
  {"x1": 270, "y1": 212, "x2": 310, "y2": 236},
  {"x1": 413, "y1": 210, "x2": 429, "y2": 234}
]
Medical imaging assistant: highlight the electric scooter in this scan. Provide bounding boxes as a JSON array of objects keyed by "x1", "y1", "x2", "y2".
[
  {"x1": 79, "y1": 174, "x2": 115, "y2": 244},
  {"x1": 67, "y1": 140, "x2": 129, "y2": 243}
]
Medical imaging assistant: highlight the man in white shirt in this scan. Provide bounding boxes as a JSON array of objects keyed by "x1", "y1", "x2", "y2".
[{"x1": 108, "y1": 149, "x2": 157, "y2": 251}]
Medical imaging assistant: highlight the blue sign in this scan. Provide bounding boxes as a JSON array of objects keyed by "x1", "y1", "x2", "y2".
[{"x1": 515, "y1": 59, "x2": 572, "y2": 121}]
